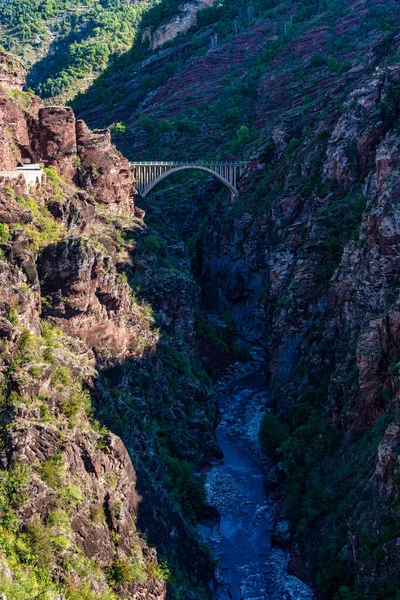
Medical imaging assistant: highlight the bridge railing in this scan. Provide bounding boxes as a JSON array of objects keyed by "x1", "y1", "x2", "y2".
[{"x1": 130, "y1": 161, "x2": 248, "y2": 166}]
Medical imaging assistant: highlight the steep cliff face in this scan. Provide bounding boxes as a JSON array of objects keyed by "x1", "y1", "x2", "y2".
[
  {"x1": 37, "y1": 106, "x2": 137, "y2": 217},
  {"x1": 197, "y1": 65, "x2": 400, "y2": 600},
  {"x1": 0, "y1": 49, "x2": 216, "y2": 599},
  {"x1": 0, "y1": 185, "x2": 167, "y2": 599}
]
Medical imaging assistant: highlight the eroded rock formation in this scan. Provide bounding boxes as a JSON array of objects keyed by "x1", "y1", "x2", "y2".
[{"x1": 0, "y1": 51, "x2": 26, "y2": 90}]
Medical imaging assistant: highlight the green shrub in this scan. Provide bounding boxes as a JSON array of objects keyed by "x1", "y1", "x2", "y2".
[
  {"x1": 259, "y1": 410, "x2": 289, "y2": 460},
  {"x1": 63, "y1": 580, "x2": 116, "y2": 600},
  {"x1": 159, "y1": 119, "x2": 172, "y2": 132},
  {"x1": 141, "y1": 234, "x2": 161, "y2": 253},
  {"x1": 47, "y1": 508, "x2": 71, "y2": 531},
  {"x1": 24, "y1": 519, "x2": 54, "y2": 567},
  {"x1": 39, "y1": 400, "x2": 51, "y2": 422},
  {"x1": 0, "y1": 462, "x2": 29, "y2": 515},
  {"x1": 39, "y1": 452, "x2": 64, "y2": 489},
  {"x1": 310, "y1": 52, "x2": 327, "y2": 67},
  {"x1": 0, "y1": 223, "x2": 11, "y2": 244},
  {"x1": 43, "y1": 347, "x2": 54, "y2": 363},
  {"x1": 21, "y1": 214, "x2": 63, "y2": 250},
  {"x1": 62, "y1": 390, "x2": 88, "y2": 424},
  {"x1": 41, "y1": 321, "x2": 62, "y2": 346},
  {"x1": 7, "y1": 306, "x2": 18, "y2": 325},
  {"x1": 176, "y1": 119, "x2": 195, "y2": 133},
  {"x1": 51, "y1": 366, "x2": 71, "y2": 388},
  {"x1": 52, "y1": 534, "x2": 71, "y2": 551},
  {"x1": 61, "y1": 484, "x2": 83, "y2": 505},
  {"x1": 42, "y1": 166, "x2": 61, "y2": 184},
  {"x1": 222, "y1": 107, "x2": 241, "y2": 126},
  {"x1": 108, "y1": 559, "x2": 147, "y2": 585},
  {"x1": 164, "y1": 457, "x2": 206, "y2": 524},
  {"x1": 7, "y1": 390, "x2": 24, "y2": 406},
  {"x1": 334, "y1": 587, "x2": 361, "y2": 600},
  {"x1": 109, "y1": 121, "x2": 127, "y2": 134},
  {"x1": 231, "y1": 125, "x2": 258, "y2": 153},
  {"x1": 29, "y1": 366, "x2": 41, "y2": 377},
  {"x1": 191, "y1": 36, "x2": 204, "y2": 49},
  {"x1": 146, "y1": 559, "x2": 170, "y2": 581},
  {"x1": 18, "y1": 328, "x2": 35, "y2": 354},
  {"x1": 338, "y1": 60, "x2": 352, "y2": 73},
  {"x1": 139, "y1": 116, "x2": 155, "y2": 133},
  {"x1": 16, "y1": 195, "x2": 40, "y2": 217},
  {"x1": 108, "y1": 559, "x2": 134, "y2": 584},
  {"x1": 90, "y1": 505, "x2": 106, "y2": 523}
]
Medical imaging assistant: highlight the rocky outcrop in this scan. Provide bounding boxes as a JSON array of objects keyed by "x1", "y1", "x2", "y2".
[
  {"x1": 0, "y1": 86, "x2": 34, "y2": 169},
  {"x1": 142, "y1": 0, "x2": 218, "y2": 50},
  {"x1": 38, "y1": 237, "x2": 158, "y2": 360},
  {"x1": 37, "y1": 108, "x2": 136, "y2": 218},
  {"x1": 0, "y1": 50, "x2": 26, "y2": 90},
  {"x1": 39, "y1": 106, "x2": 78, "y2": 181},
  {"x1": 76, "y1": 120, "x2": 135, "y2": 217},
  {"x1": 0, "y1": 60, "x2": 136, "y2": 220},
  {"x1": 0, "y1": 89, "x2": 31, "y2": 155}
]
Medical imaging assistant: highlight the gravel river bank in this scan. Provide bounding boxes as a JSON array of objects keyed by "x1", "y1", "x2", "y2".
[{"x1": 199, "y1": 366, "x2": 314, "y2": 600}]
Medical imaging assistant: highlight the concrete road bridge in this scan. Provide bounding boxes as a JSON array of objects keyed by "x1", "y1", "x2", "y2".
[{"x1": 131, "y1": 161, "x2": 248, "y2": 199}]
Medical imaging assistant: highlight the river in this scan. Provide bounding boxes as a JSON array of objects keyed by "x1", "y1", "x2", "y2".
[{"x1": 198, "y1": 366, "x2": 314, "y2": 600}]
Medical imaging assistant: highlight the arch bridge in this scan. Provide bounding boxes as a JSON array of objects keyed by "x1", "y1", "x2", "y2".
[{"x1": 131, "y1": 161, "x2": 248, "y2": 199}]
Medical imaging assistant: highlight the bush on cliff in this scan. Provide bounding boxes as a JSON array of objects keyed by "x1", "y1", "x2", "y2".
[
  {"x1": 23, "y1": 519, "x2": 54, "y2": 568},
  {"x1": 39, "y1": 452, "x2": 64, "y2": 489},
  {"x1": 108, "y1": 558, "x2": 147, "y2": 586},
  {"x1": 164, "y1": 457, "x2": 206, "y2": 525},
  {"x1": 259, "y1": 410, "x2": 289, "y2": 460}
]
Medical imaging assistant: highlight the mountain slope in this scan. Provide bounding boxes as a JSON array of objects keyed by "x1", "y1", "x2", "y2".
[
  {"x1": 73, "y1": 0, "x2": 400, "y2": 160},
  {"x1": 0, "y1": 0, "x2": 151, "y2": 104},
  {"x1": 0, "y1": 0, "x2": 222, "y2": 106}
]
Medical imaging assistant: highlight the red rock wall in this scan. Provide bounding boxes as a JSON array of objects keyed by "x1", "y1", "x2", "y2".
[
  {"x1": 39, "y1": 106, "x2": 78, "y2": 181},
  {"x1": 76, "y1": 120, "x2": 135, "y2": 217}
]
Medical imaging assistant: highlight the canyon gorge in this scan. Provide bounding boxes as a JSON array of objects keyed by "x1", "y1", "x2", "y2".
[{"x1": 1, "y1": 0, "x2": 400, "y2": 599}]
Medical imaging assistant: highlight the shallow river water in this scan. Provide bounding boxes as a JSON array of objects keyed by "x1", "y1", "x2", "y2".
[{"x1": 198, "y1": 368, "x2": 314, "y2": 600}]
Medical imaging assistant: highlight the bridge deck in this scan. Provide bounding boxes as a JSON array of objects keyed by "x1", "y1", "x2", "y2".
[{"x1": 130, "y1": 161, "x2": 248, "y2": 166}]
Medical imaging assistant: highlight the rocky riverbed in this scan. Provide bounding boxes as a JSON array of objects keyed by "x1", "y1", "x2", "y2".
[{"x1": 199, "y1": 364, "x2": 314, "y2": 600}]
